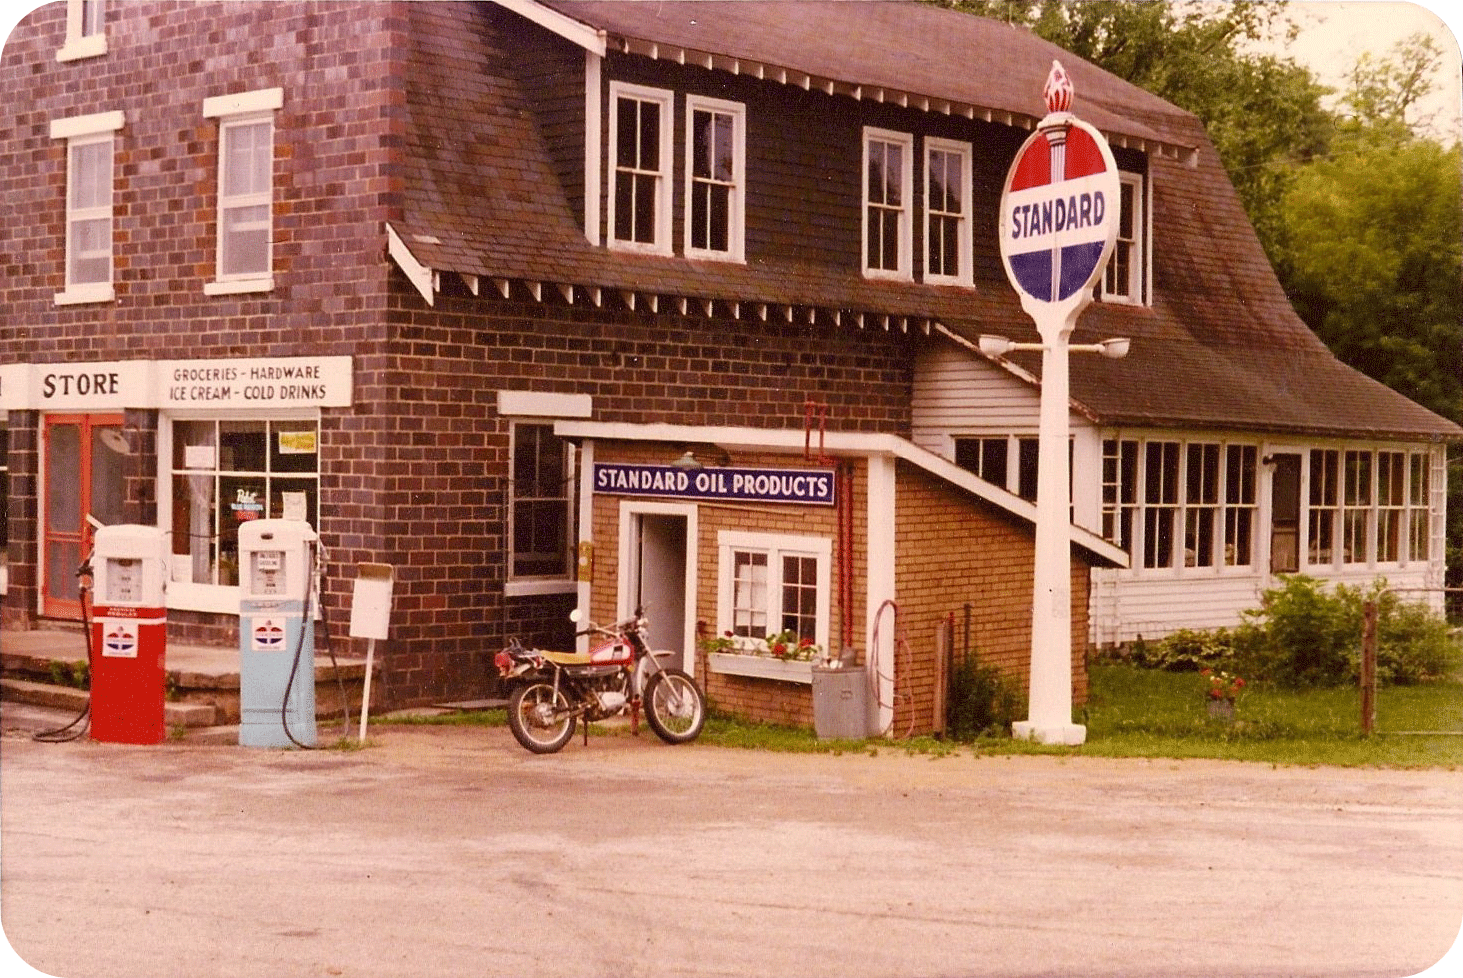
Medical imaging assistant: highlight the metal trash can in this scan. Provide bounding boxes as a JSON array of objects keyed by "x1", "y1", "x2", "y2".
[{"x1": 812, "y1": 665, "x2": 870, "y2": 740}]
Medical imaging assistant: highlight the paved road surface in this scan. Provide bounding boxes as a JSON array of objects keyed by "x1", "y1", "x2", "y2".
[{"x1": 2, "y1": 720, "x2": 1462, "y2": 978}]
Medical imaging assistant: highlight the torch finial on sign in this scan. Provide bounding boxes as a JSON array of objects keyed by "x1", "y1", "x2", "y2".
[{"x1": 1043, "y1": 59, "x2": 1073, "y2": 115}]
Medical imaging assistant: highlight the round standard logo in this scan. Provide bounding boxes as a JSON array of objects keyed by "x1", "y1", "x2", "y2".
[{"x1": 998, "y1": 65, "x2": 1120, "y2": 306}]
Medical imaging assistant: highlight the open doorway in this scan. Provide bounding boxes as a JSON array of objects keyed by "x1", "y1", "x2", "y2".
[{"x1": 620, "y1": 503, "x2": 696, "y2": 674}]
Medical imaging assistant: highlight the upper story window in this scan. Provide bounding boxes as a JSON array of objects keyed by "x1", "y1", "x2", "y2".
[
  {"x1": 862, "y1": 127, "x2": 913, "y2": 280},
  {"x1": 57, "y1": 0, "x2": 106, "y2": 61},
  {"x1": 924, "y1": 138, "x2": 972, "y2": 285},
  {"x1": 684, "y1": 96, "x2": 745, "y2": 262},
  {"x1": 51, "y1": 110, "x2": 124, "y2": 305},
  {"x1": 609, "y1": 82, "x2": 673, "y2": 254},
  {"x1": 203, "y1": 88, "x2": 283, "y2": 295},
  {"x1": 1101, "y1": 171, "x2": 1147, "y2": 305}
]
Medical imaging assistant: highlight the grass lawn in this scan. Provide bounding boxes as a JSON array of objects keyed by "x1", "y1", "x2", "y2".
[
  {"x1": 1064, "y1": 663, "x2": 1463, "y2": 768},
  {"x1": 381, "y1": 663, "x2": 1463, "y2": 768},
  {"x1": 694, "y1": 664, "x2": 1463, "y2": 768}
]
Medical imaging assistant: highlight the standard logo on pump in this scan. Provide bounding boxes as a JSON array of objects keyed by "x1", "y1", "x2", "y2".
[
  {"x1": 252, "y1": 618, "x2": 287, "y2": 652},
  {"x1": 101, "y1": 621, "x2": 139, "y2": 658}
]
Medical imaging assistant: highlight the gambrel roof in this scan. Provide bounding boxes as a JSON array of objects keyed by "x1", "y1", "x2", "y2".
[{"x1": 388, "y1": 0, "x2": 1461, "y2": 443}]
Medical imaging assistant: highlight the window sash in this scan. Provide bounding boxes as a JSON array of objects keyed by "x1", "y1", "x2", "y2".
[
  {"x1": 719, "y1": 533, "x2": 831, "y2": 649},
  {"x1": 862, "y1": 129, "x2": 912, "y2": 278},
  {"x1": 217, "y1": 117, "x2": 273, "y2": 280},
  {"x1": 924, "y1": 139, "x2": 970, "y2": 283},
  {"x1": 609, "y1": 84, "x2": 672, "y2": 253},
  {"x1": 66, "y1": 136, "x2": 112, "y2": 288},
  {"x1": 1101, "y1": 173, "x2": 1145, "y2": 304},
  {"x1": 686, "y1": 98, "x2": 744, "y2": 260},
  {"x1": 509, "y1": 423, "x2": 573, "y2": 580}
]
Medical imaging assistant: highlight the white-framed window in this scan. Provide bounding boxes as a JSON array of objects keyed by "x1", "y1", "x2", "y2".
[
  {"x1": 1223, "y1": 445, "x2": 1257, "y2": 567},
  {"x1": 1306, "y1": 447, "x2": 1432, "y2": 568},
  {"x1": 51, "y1": 111, "x2": 124, "y2": 305},
  {"x1": 608, "y1": 82, "x2": 673, "y2": 254},
  {"x1": 1101, "y1": 171, "x2": 1147, "y2": 305},
  {"x1": 1102, "y1": 438, "x2": 1138, "y2": 551},
  {"x1": 1407, "y1": 452, "x2": 1430, "y2": 562},
  {"x1": 953, "y1": 435, "x2": 1047, "y2": 503},
  {"x1": 684, "y1": 95, "x2": 745, "y2": 262},
  {"x1": 862, "y1": 127, "x2": 912, "y2": 279},
  {"x1": 203, "y1": 88, "x2": 283, "y2": 295},
  {"x1": 509, "y1": 422, "x2": 575, "y2": 582},
  {"x1": 167, "y1": 416, "x2": 319, "y2": 594},
  {"x1": 923, "y1": 137, "x2": 971, "y2": 284},
  {"x1": 717, "y1": 531, "x2": 831, "y2": 649},
  {"x1": 1341, "y1": 449, "x2": 1373, "y2": 565},
  {"x1": 1308, "y1": 448, "x2": 1339, "y2": 566},
  {"x1": 57, "y1": 0, "x2": 106, "y2": 61},
  {"x1": 1104, "y1": 437, "x2": 1257, "y2": 572}
]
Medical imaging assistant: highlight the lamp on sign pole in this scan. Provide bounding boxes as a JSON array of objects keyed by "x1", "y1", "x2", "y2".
[{"x1": 995, "y1": 61, "x2": 1126, "y2": 745}]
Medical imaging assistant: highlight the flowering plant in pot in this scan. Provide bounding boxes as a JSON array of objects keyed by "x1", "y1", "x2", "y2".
[{"x1": 1201, "y1": 669, "x2": 1245, "y2": 718}]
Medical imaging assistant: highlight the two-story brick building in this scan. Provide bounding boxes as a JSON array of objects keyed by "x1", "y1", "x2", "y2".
[{"x1": 3, "y1": 0, "x2": 1456, "y2": 736}]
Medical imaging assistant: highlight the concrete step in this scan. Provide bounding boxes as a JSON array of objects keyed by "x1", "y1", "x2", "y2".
[{"x1": 0, "y1": 677, "x2": 220, "y2": 728}]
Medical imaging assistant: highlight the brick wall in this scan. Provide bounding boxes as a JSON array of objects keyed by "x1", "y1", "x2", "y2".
[{"x1": 893, "y1": 460, "x2": 1092, "y2": 737}]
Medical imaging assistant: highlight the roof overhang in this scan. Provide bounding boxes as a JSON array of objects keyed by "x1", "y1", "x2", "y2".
[{"x1": 555, "y1": 420, "x2": 1129, "y2": 568}]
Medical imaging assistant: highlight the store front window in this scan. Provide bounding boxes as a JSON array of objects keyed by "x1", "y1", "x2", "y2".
[{"x1": 169, "y1": 418, "x2": 318, "y2": 586}]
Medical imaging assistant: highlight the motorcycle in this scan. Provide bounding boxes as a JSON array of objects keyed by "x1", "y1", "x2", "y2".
[{"x1": 494, "y1": 607, "x2": 707, "y2": 754}]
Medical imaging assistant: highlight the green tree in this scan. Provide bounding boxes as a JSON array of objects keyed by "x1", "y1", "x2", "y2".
[{"x1": 937, "y1": 0, "x2": 1334, "y2": 264}]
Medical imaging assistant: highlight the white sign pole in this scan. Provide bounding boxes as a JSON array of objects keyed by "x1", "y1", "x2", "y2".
[{"x1": 998, "y1": 62, "x2": 1122, "y2": 746}]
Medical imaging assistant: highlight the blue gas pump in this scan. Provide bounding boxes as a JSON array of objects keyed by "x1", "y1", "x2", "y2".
[{"x1": 238, "y1": 519, "x2": 318, "y2": 748}]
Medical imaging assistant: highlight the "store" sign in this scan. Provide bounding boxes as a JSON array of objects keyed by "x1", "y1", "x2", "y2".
[{"x1": 594, "y1": 463, "x2": 836, "y2": 506}]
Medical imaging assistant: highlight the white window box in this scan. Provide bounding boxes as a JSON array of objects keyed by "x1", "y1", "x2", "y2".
[{"x1": 708, "y1": 652, "x2": 813, "y2": 684}]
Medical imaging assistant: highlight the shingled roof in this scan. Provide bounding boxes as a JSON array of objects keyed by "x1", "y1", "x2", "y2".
[{"x1": 389, "y1": 0, "x2": 1461, "y2": 443}]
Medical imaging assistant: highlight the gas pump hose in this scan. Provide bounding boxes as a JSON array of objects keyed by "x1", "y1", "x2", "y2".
[
  {"x1": 280, "y1": 542, "x2": 351, "y2": 749},
  {"x1": 33, "y1": 556, "x2": 96, "y2": 743}
]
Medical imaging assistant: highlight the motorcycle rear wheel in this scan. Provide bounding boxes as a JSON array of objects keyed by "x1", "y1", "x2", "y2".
[
  {"x1": 643, "y1": 669, "x2": 706, "y2": 744},
  {"x1": 507, "y1": 682, "x2": 576, "y2": 754}
]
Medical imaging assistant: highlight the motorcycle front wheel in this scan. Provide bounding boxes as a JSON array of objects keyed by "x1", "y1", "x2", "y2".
[
  {"x1": 507, "y1": 682, "x2": 577, "y2": 754},
  {"x1": 643, "y1": 669, "x2": 706, "y2": 744}
]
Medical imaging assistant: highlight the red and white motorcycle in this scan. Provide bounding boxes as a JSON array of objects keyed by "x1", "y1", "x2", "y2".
[{"x1": 494, "y1": 608, "x2": 706, "y2": 754}]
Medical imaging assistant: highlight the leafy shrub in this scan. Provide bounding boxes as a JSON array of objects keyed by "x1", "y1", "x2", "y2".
[
  {"x1": 1120, "y1": 576, "x2": 1460, "y2": 689},
  {"x1": 945, "y1": 654, "x2": 1024, "y2": 740},
  {"x1": 1243, "y1": 576, "x2": 1461, "y2": 687}
]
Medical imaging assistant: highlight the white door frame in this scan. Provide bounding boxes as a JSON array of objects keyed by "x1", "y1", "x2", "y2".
[{"x1": 617, "y1": 500, "x2": 699, "y2": 677}]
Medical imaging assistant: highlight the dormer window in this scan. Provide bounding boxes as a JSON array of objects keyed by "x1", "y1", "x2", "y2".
[
  {"x1": 862, "y1": 127, "x2": 912, "y2": 280},
  {"x1": 609, "y1": 82, "x2": 673, "y2": 254},
  {"x1": 924, "y1": 138, "x2": 972, "y2": 285},
  {"x1": 1102, "y1": 171, "x2": 1148, "y2": 305},
  {"x1": 684, "y1": 96, "x2": 745, "y2": 262}
]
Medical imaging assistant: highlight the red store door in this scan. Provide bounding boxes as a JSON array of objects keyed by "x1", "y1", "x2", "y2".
[{"x1": 42, "y1": 413, "x2": 127, "y2": 619}]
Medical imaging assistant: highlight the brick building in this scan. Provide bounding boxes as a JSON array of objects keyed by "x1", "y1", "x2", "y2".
[{"x1": 2, "y1": 0, "x2": 1456, "y2": 735}]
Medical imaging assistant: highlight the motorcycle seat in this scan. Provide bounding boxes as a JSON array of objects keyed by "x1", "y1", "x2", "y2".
[{"x1": 541, "y1": 650, "x2": 594, "y2": 666}]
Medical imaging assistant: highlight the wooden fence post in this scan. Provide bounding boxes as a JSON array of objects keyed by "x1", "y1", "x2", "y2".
[{"x1": 1361, "y1": 599, "x2": 1378, "y2": 737}]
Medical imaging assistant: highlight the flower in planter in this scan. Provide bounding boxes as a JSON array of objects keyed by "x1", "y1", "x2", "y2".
[
  {"x1": 1201, "y1": 668, "x2": 1246, "y2": 703},
  {"x1": 763, "y1": 629, "x2": 821, "y2": 662}
]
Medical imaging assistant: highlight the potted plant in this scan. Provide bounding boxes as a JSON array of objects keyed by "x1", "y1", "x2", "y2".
[{"x1": 1201, "y1": 668, "x2": 1245, "y2": 719}]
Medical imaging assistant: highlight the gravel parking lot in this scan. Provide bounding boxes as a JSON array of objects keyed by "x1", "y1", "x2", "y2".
[{"x1": 3, "y1": 719, "x2": 1462, "y2": 978}]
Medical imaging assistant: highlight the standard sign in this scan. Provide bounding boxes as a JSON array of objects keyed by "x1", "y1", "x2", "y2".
[
  {"x1": 998, "y1": 117, "x2": 1120, "y2": 305},
  {"x1": 595, "y1": 463, "x2": 836, "y2": 507}
]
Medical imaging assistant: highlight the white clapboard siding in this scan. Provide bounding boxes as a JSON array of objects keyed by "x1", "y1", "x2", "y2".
[
  {"x1": 912, "y1": 346, "x2": 1042, "y2": 452},
  {"x1": 1090, "y1": 563, "x2": 1442, "y2": 647}
]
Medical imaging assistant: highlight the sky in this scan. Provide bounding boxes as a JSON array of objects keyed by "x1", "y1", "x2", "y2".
[{"x1": 1275, "y1": 0, "x2": 1463, "y2": 141}]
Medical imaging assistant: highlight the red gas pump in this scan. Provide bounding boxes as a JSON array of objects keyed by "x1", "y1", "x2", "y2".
[{"x1": 89, "y1": 524, "x2": 168, "y2": 745}]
